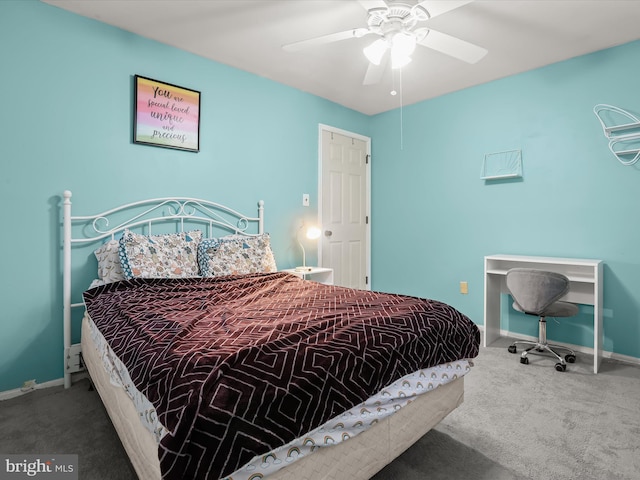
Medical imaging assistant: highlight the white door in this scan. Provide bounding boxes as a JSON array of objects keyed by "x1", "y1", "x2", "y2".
[{"x1": 318, "y1": 125, "x2": 371, "y2": 289}]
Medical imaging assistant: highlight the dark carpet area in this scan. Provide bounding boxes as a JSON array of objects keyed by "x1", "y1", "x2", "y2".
[{"x1": 2, "y1": 339, "x2": 639, "y2": 480}]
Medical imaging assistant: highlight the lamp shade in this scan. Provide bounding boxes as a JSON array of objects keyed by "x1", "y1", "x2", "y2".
[
  {"x1": 306, "y1": 226, "x2": 321, "y2": 240},
  {"x1": 391, "y1": 53, "x2": 412, "y2": 69},
  {"x1": 363, "y1": 38, "x2": 388, "y2": 65},
  {"x1": 364, "y1": 33, "x2": 417, "y2": 69},
  {"x1": 391, "y1": 32, "x2": 416, "y2": 69},
  {"x1": 391, "y1": 32, "x2": 416, "y2": 57}
]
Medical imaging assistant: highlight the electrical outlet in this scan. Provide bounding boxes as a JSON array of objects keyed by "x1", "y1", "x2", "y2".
[
  {"x1": 302, "y1": 194, "x2": 310, "y2": 207},
  {"x1": 460, "y1": 281, "x2": 468, "y2": 294}
]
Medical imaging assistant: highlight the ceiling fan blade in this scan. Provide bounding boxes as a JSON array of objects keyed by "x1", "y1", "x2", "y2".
[
  {"x1": 357, "y1": 0, "x2": 388, "y2": 11},
  {"x1": 283, "y1": 29, "x2": 368, "y2": 52},
  {"x1": 417, "y1": 29, "x2": 487, "y2": 64},
  {"x1": 363, "y1": 53, "x2": 389, "y2": 85},
  {"x1": 415, "y1": 0, "x2": 474, "y2": 19}
]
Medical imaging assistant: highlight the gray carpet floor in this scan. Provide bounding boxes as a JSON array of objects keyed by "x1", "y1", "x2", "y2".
[{"x1": 1, "y1": 337, "x2": 639, "y2": 479}]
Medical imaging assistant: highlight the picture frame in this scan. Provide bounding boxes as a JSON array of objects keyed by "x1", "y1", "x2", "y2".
[{"x1": 133, "y1": 75, "x2": 201, "y2": 152}]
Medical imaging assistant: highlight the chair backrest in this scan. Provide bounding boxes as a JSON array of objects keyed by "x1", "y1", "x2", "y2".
[{"x1": 505, "y1": 268, "x2": 571, "y2": 315}]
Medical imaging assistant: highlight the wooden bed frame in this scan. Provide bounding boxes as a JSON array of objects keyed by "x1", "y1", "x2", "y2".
[{"x1": 62, "y1": 190, "x2": 467, "y2": 480}]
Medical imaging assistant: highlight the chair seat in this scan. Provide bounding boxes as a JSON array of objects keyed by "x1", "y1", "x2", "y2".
[{"x1": 512, "y1": 300, "x2": 579, "y2": 318}]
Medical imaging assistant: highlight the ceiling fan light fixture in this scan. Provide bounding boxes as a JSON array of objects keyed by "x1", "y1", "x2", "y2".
[
  {"x1": 389, "y1": 32, "x2": 415, "y2": 69},
  {"x1": 391, "y1": 52, "x2": 412, "y2": 69},
  {"x1": 363, "y1": 38, "x2": 388, "y2": 65},
  {"x1": 391, "y1": 32, "x2": 416, "y2": 57},
  {"x1": 285, "y1": 0, "x2": 487, "y2": 86}
]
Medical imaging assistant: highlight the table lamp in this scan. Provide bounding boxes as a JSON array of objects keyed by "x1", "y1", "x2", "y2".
[{"x1": 295, "y1": 223, "x2": 321, "y2": 272}]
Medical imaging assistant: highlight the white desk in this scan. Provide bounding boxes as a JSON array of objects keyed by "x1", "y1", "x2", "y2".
[
  {"x1": 484, "y1": 254, "x2": 603, "y2": 373},
  {"x1": 282, "y1": 267, "x2": 334, "y2": 285}
]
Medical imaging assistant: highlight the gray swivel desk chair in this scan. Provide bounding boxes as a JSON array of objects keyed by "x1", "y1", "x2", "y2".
[{"x1": 505, "y1": 268, "x2": 579, "y2": 372}]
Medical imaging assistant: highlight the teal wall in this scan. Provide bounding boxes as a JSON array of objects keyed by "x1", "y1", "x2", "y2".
[
  {"x1": 370, "y1": 40, "x2": 640, "y2": 360},
  {"x1": 0, "y1": 1, "x2": 369, "y2": 392},
  {"x1": 2, "y1": 1, "x2": 639, "y2": 393}
]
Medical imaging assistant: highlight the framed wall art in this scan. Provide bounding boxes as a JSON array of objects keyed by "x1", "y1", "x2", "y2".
[{"x1": 133, "y1": 75, "x2": 201, "y2": 152}]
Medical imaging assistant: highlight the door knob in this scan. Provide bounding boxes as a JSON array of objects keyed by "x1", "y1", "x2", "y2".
[{"x1": 324, "y1": 230, "x2": 332, "y2": 237}]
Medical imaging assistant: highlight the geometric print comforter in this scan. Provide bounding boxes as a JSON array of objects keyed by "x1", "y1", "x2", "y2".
[{"x1": 83, "y1": 272, "x2": 480, "y2": 480}]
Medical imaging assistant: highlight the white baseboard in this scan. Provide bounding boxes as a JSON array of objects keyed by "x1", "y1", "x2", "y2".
[
  {"x1": 0, "y1": 378, "x2": 63, "y2": 401},
  {"x1": 477, "y1": 325, "x2": 640, "y2": 367},
  {"x1": 0, "y1": 371, "x2": 88, "y2": 402}
]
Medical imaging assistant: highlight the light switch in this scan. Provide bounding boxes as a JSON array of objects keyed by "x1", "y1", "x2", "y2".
[
  {"x1": 460, "y1": 281, "x2": 468, "y2": 294},
  {"x1": 302, "y1": 194, "x2": 310, "y2": 207}
]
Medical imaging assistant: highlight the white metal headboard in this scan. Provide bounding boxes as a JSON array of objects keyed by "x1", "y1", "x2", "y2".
[{"x1": 62, "y1": 190, "x2": 265, "y2": 388}]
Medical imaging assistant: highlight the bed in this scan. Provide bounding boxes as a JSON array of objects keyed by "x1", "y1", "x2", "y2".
[{"x1": 62, "y1": 190, "x2": 480, "y2": 480}]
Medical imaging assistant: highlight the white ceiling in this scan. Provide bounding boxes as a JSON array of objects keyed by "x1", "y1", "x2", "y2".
[{"x1": 42, "y1": 0, "x2": 640, "y2": 115}]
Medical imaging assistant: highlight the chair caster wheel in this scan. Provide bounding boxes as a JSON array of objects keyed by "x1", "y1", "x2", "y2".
[
  {"x1": 508, "y1": 345, "x2": 517, "y2": 354},
  {"x1": 555, "y1": 363, "x2": 566, "y2": 372},
  {"x1": 520, "y1": 357, "x2": 529, "y2": 365},
  {"x1": 565, "y1": 354, "x2": 576, "y2": 363}
]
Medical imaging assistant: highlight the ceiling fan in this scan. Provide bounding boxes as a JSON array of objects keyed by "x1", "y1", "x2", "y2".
[{"x1": 283, "y1": 0, "x2": 487, "y2": 85}]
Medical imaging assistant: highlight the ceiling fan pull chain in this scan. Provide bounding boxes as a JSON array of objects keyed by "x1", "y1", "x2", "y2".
[{"x1": 400, "y1": 67, "x2": 404, "y2": 150}]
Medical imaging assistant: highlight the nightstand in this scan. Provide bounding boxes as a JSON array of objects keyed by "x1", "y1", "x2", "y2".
[{"x1": 282, "y1": 267, "x2": 334, "y2": 285}]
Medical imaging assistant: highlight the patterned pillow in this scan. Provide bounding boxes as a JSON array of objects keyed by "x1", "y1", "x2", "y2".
[
  {"x1": 119, "y1": 230, "x2": 202, "y2": 279},
  {"x1": 94, "y1": 239, "x2": 126, "y2": 284},
  {"x1": 198, "y1": 233, "x2": 277, "y2": 277}
]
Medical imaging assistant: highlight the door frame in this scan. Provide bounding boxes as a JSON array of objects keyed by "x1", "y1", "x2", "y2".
[{"x1": 317, "y1": 123, "x2": 372, "y2": 289}]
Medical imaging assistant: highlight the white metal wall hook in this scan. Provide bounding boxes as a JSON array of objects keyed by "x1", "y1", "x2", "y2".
[{"x1": 593, "y1": 104, "x2": 640, "y2": 166}]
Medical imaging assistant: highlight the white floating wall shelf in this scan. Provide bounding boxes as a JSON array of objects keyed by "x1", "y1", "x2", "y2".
[
  {"x1": 481, "y1": 149, "x2": 522, "y2": 180},
  {"x1": 593, "y1": 104, "x2": 640, "y2": 166}
]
